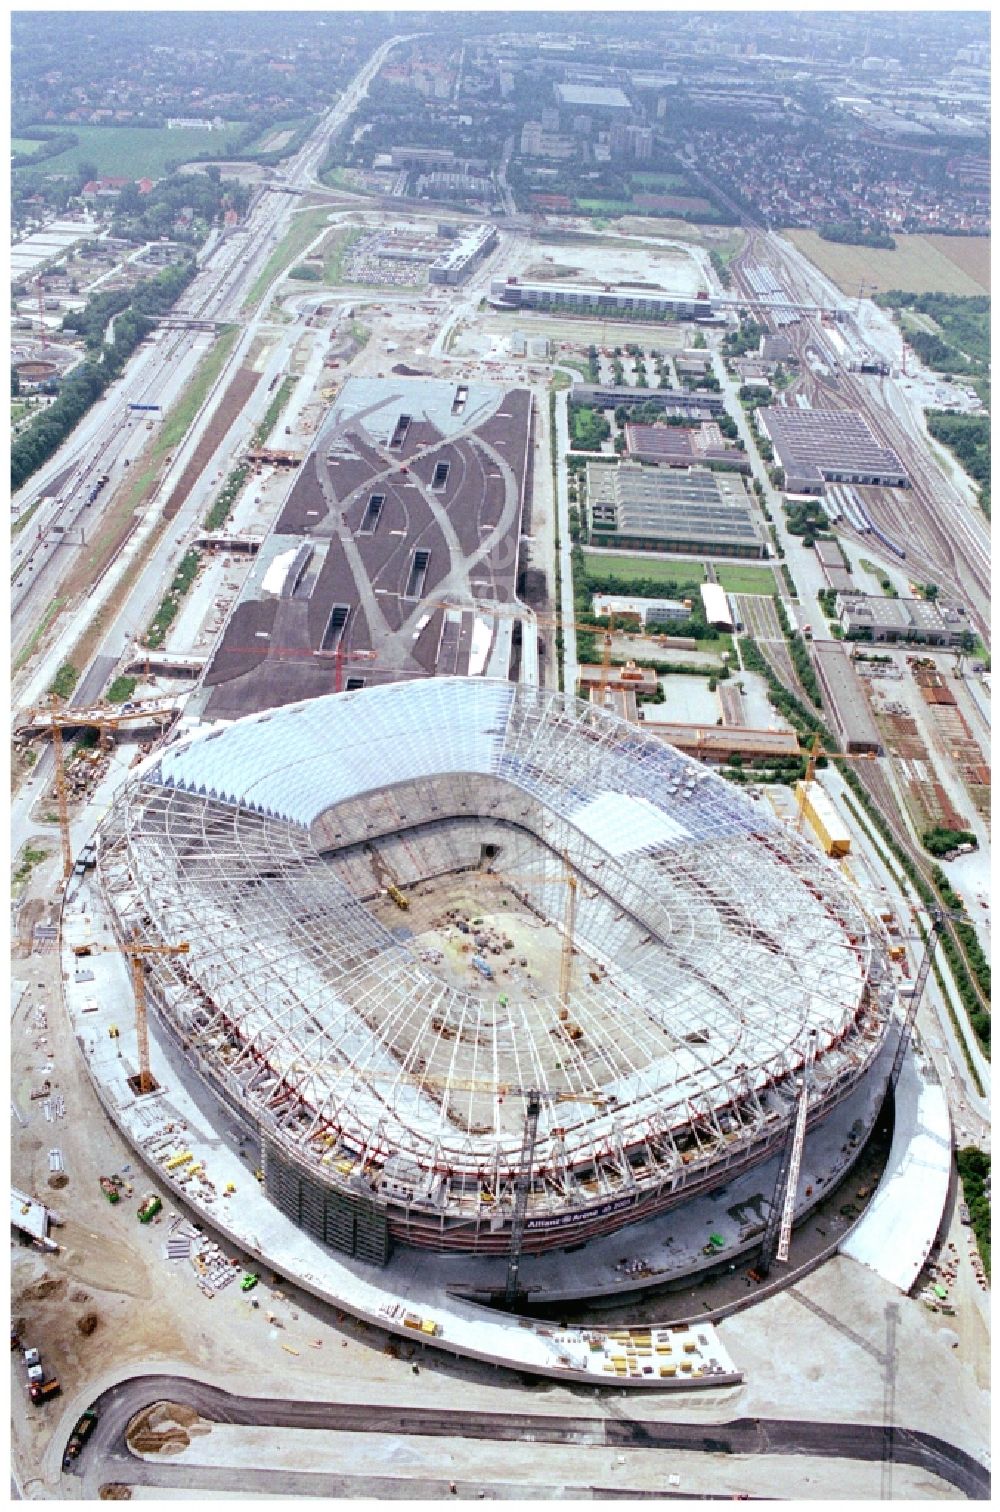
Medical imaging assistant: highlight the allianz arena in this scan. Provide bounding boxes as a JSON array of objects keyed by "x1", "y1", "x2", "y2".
[{"x1": 95, "y1": 678, "x2": 893, "y2": 1266}]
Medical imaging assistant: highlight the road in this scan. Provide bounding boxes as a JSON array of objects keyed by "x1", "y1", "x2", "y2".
[
  {"x1": 553, "y1": 390, "x2": 578, "y2": 691},
  {"x1": 69, "y1": 1374, "x2": 990, "y2": 1500},
  {"x1": 11, "y1": 31, "x2": 416, "y2": 674}
]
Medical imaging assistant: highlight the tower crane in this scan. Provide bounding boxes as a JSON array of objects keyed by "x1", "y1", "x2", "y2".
[
  {"x1": 557, "y1": 850, "x2": 579, "y2": 1017},
  {"x1": 757, "y1": 903, "x2": 971, "y2": 1278},
  {"x1": 424, "y1": 596, "x2": 662, "y2": 698},
  {"x1": 206, "y1": 642, "x2": 380, "y2": 694},
  {"x1": 502, "y1": 1078, "x2": 613, "y2": 1310},
  {"x1": 34, "y1": 276, "x2": 49, "y2": 350},
  {"x1": 16, "y1": 694, "x2": 179, "y2": 880},
  {"x1": 596, "y1": 614, "x2": 616, "y2": 708},
  {"x1": 889, "y1": 906, "x2": 969, "y2": 1093},
  {"x1": 74, "y1": 931, "x2": 190, "y2": 1094},
  {"x1": 504, "y1": 1089, "x2": 541, "y2": 1309},
  {"x1": 475, "y1": 853, "x2": 584, "y2": 1023},
  {"x1": 758, "y1": 1029, "x2": 817, "y2": 1275},
  {"x1": 795, "y1": 732, "x2": 877, "y2": 833}
]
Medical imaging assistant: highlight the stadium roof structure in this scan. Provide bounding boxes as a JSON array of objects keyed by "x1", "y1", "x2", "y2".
[{"x1": 98, "y1": 679, "x2": 889, "y2": 1239}]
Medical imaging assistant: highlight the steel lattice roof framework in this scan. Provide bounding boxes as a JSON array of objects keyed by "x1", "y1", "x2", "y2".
[{"x1": 97, "y1": 678, "x2": 891, "y2": 1217}]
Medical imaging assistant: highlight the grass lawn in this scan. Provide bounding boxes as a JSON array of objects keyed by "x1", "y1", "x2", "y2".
[
  {"x1": 12, "y1": 597, "x2": 66, "y2": 673},
  {"x1": 322, "y1": 225, "x2": 363, "y2": 283},
  {"x1": 714, "y1": 563, "x2": 778, "y2": 595},
  {"x1": 576, "y1": 198, "x2": 636, "y2": 215},
  {"x1": 582, "y1": 551, "x2": 707, "y2": 586},
  {"x1": 243, "y1": 207, "x2": 331, "y2": 311},
  {"x1": 630, "y1": 172, "x2": 688, "y2": 191},
  {"x1": 22, "y1": 123, "x2": 249, "y2": 180},
  {"x1": 899, "y1": 310, "x2": 940, "y2": 336},
  {"x1": 254, "y1": 117, "x2": 309, "y2": 152},
  {"x1": 159, "y1": 325, "x2": 239, "y2": 452},
  {"x1": 12, "y1": 136, "x2": 48, "y2": 155}
]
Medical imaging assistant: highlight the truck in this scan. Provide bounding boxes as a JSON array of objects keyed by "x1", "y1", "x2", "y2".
[
  {"x1": 29, "y1": 1376, "x2": 61, "y2": 1406},
  {"x1": 98, "y1": 1176, "x2": 120, "y2": 1204},
  {"x1": 137, "y1": 1193, "x2": 162, "y2": 1224},
  {"x1": 63, "y1": 1409, "x2": 98, "y2": 1466}
]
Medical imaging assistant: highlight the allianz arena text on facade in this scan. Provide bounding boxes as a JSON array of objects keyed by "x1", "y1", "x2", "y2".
[{"x1": 96, "y1": 678, "x2": 893, "y2": 1264}]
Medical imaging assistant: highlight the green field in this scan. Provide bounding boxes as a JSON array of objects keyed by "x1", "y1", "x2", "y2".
[
  {"x1": 576, "y1": 199, "x2": 635, "y2": 215},
  {"x1": 12, "y1": 136, "x2": 47, "y2": 155},
  {"x1": 158, "y1": 325, "x2": 240, "y2": 452},
  {"x1": 630, "y1": 172, "x2": 688, "y2": 191},
  {"x1": 21, "y1": 123, "x2": 248, "y2": 180},
  {"x1": 243, "y1": 207, "x2": 331, "y2": 311},
  {"x1": 322, "y1": 226, "x2": 363, "y2": 283},
  {"x1": 715, "y1": 563, "x2": 778, "y2": 596},
  {"x1": 582, "y1": 552, "x2": 708, "y2": 586}
]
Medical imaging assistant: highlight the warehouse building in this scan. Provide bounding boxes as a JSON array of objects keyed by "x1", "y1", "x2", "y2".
[
  {"x1": 811, "y1": 640, "x2": 883, "y2": 754},
  {"x1": 390, "y1": 146, "x2": 457, "y2": 169},
  {"x1": 646, "y1": 722, "x2": 801, "y2": 763},
  {"x1": 428, "y1": 223, "x2": 498, "y2": 285},
  {"x1": 700, "y1": 582, "x2": 735, "y2": 629},
  {"x1": 578, "y1": 661, "x2": 659, "y2": 697},
  {"x1": 591, "y1": 593, "x2": 691, "y2": 625},
  {"x1": 814, "y1": 537, "x2": 855, "y2": 595},
  {"x1": 490, "y1": 280, "x2": 713, "y2": 322},
  {"x1": 570, "y1": 384, "x2": 724, "y2": 416},
  {"x1": 757, "y1": 408, "x2": 910, "y2": 493},
  {"x1": 554, "y1": 82, "x2": 632, "y2": 112},
  {"x1": 587, "y1": 461, "x2": 765, "y2": 559},
  {"x1": 836, "y1": 593, "x2": 972, "y2": 647},
  {"x1": 626, "y1": 421, "x2": 750, "y2": 473}
]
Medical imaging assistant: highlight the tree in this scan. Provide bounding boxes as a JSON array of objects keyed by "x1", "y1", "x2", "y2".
[
  {"x1": 117, "y1": 182, "x2": 142, "y2": 216},
  {"x1": 923, "y1": 583, "x2": 939, "y2": 601},
  {"x1": 11, "y1": 367, "x2": 20, "y2": 398}
]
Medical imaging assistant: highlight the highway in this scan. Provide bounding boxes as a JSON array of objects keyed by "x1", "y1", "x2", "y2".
[
  {"x1": 70, "y1": 1374, "x2": 990, "y2": 1500},
  {"x1": 11, "y1": 31, "x2": 416, "y2": 672}
]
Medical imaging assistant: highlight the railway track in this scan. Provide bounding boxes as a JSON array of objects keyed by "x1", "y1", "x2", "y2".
[
  {"x1": 854, "y1": 759, "x2": 989, "y2": 1020},
  {"x1": 702, "y1": 212, "x2": 988, "y2": 1027}
]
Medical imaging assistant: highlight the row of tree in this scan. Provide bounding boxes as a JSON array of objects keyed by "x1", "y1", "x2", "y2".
[{"x1": 11, "y1": 258, "x2": 195, "y2": 493}]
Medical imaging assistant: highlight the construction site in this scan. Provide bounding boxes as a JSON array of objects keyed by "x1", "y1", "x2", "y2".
[
  {"x1": 88, "y1": 678, "x2": 898, "y2": 1281},
  {"x1": 189, "y1": 376, "x2": 535, "y2": 720}
]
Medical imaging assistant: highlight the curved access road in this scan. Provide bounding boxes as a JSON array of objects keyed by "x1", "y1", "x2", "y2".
[{"x1": 68, "y1": 1374, "x2": 990, "y2": 1501}]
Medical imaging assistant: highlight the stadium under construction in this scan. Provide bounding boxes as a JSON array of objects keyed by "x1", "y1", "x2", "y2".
[{"x1": 93, "y1": 678, "x2": 898, "y2": 1275}]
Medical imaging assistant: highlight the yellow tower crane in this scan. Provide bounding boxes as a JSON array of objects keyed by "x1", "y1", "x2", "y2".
[
  {"x1": 75, "y1": 932, "x2": 190, "y2": 1094},
  {"x1": 16, "y1": 694, "x2": 178, "y2": 880},
  {"x1": 557, "y1": 850, "x2": 579, "y2": 1017},
  {"x1": 795, "y1": 732, "x2": 877, "y2": 833}
]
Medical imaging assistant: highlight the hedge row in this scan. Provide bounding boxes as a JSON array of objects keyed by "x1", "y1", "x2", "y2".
[
  {"x1": 841, "y1": 767, "x2": 990, "y2": 1060},
  {"x1": 840, "y1": 789, "x2": 984, "y2": 1097},
  {"x1": 956, "y1": 1147, "x2": 991, "y2": 1277}
]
